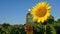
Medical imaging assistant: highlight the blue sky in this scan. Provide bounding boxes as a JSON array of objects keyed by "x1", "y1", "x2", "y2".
[{"x1": 0, "y1": 0, "x2": 60, "y2": 25}]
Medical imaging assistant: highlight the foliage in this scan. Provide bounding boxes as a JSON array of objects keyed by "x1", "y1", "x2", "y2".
[{"x1": 0, "y1": 22, "x2": 60, "y2": 34}]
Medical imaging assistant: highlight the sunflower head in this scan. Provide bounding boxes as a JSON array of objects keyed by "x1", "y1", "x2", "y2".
[{"x1": 31, "y1": 2, "x2": 51, "y2": 23}]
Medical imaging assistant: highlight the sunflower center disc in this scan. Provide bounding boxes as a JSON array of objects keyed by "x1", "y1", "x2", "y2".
[{"x1": 35, "y1": 7, "x2": 47, "y2": 17}]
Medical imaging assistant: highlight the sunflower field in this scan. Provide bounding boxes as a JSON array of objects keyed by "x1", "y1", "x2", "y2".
[{"x1": 0, "y1": 17, "x2": 60, "y2": 34}]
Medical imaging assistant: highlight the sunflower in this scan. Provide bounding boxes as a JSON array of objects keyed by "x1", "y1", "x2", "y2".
[{"x1": 31, "y1": 2, "x2": 51, "y2": 23}]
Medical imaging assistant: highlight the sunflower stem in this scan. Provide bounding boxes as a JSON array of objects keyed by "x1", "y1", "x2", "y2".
[{"x1": 44, "y1": 25, "x2": 46, "y2": 34}]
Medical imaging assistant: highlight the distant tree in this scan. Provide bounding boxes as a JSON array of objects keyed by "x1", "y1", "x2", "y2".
[
  {"x1": 57, "y1": 18, "x2": 60, "y2": 23},
  {"x1": 2, "y1": 23, "x2": 10, "y2": 28},
  {"x1": 46, "y1": 15, "x2": 55, "y2": 24}
]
